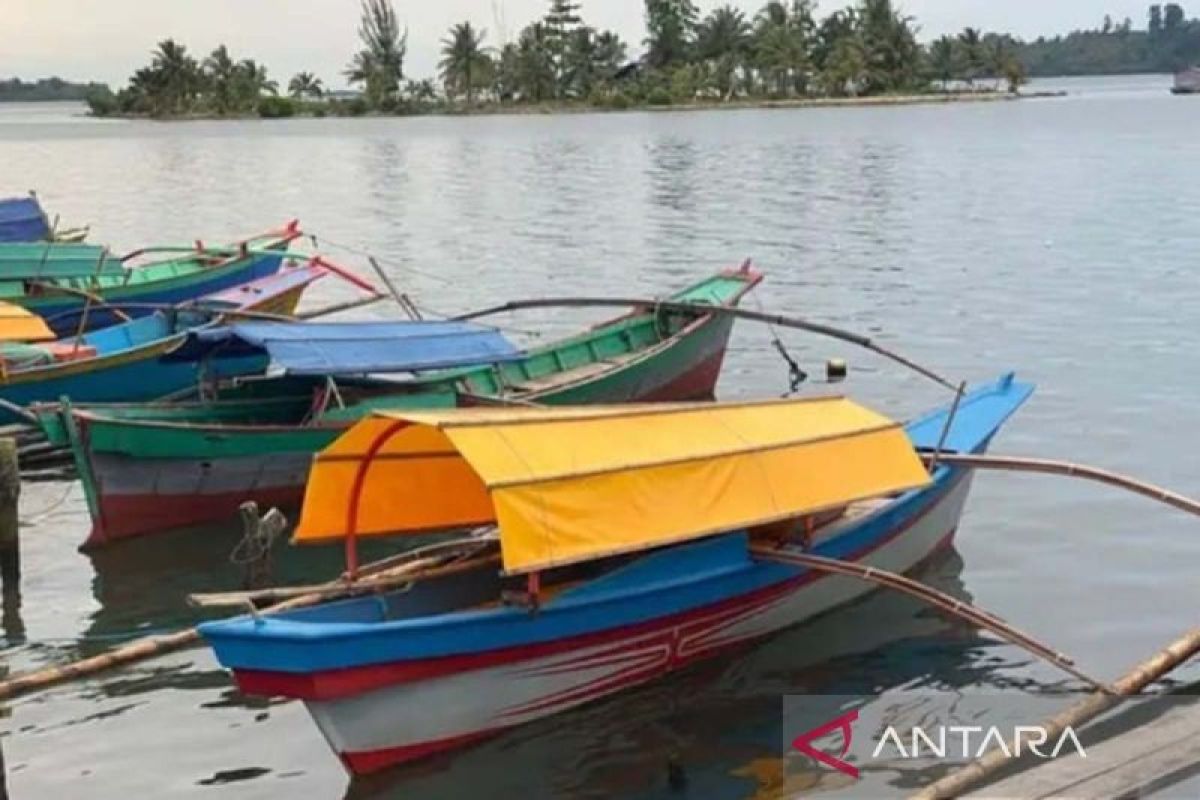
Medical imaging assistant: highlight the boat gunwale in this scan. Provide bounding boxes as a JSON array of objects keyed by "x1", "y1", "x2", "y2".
[
  {"x1": 60, "y1": 268, "x2": 763, "y2": 436},
  {"x1": 2, "y1": 266, "x2": 323, "y2": 387}
]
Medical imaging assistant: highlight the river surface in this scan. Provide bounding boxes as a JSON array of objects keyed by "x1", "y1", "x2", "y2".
[{"x1": 1, "y1": 73, "x2": 1199, "y2": 798}]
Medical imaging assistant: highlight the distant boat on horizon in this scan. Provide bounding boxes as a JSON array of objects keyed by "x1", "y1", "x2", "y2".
[{"x1": 1171, "y1": 66, "x2": 1200, "y2": 94}]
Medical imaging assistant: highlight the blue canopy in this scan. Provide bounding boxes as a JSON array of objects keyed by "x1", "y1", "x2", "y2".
[
  {"x1": 0, "y1": 196, "x2": 51, "y2": 243},
  {"x1": 165, "y1": 321, "x2": 522, "y2": 375}
]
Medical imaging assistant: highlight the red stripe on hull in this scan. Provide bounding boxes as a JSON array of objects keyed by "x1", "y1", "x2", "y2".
[
  {"x1": 85, "y1": 485, "x2": 304, "y2": 548},
  {"x1": 329, "y1": 532, "x2": 960, "y2": 776},
  {"x1": 637, "y1": 346, "x2": 728, "y2": 402},
  {"x1": 232, "y1": 575, "x2": 799, "y2": 701},
  {"x1": 340, "y1": 729, "x2": 499, "y2": 774},
  {"x1": 232, "y1": 475, "x2": 967, "y2": 702}
]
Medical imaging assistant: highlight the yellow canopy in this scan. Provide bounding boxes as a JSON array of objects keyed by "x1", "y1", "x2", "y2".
[
  {"x1": 0, "y1": 302, "x2": 54, "y2": 342},
  {"x1": 294, "y1": 397, "x2": 932, "y2": 574}
]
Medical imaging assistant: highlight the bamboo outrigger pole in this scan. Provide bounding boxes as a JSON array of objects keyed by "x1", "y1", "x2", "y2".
[
  {"x1": 0, "y1": 542, "x2": 495, "y2": 703},
  {"x1": 920, "y1": 453, "x2": 1200, "y2": 519},
  {"x1": 456, "y1": 297, "x2": 959, "y2": 392},
  {"x1": 911, "y1": 627, "x2": 1200, "y2": 800},
  {"x1": 749, "y1": 546, "x2": 1106, "y2": 691}
]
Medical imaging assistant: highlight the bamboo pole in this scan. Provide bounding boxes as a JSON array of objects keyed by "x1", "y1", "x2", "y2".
[
  {"x1": 0, "y1": 545, "x2": 494, "y2": 702},
  {"x1": 456, "y1": 297, "x2": 958, "y2": 392},
  {"x1": 926, "y1": 381, "x2": 966, "y2": 473},
  {"x1": 911, "y1": 627, "x2": 1200, "y2": 800},
  {"x1": 366, "y1": 256, "x2": 421, "y2": 320},
  {"x1": 920, "y1": 453, "x2": 1200, "y2": 519},
  {"x1": 750, "y1": 546, "x2": 1106, "y2": 690}
]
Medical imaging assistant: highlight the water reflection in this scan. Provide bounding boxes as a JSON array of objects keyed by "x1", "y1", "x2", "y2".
[{"x1": 342, "y1": 549, "x2": 1026, "y2": 800}]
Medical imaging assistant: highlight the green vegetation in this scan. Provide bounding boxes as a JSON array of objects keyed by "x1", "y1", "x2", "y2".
[
  {"x1": 1015, "y1": 4, "x2": 1200, "y2": 75},
  {"x1": 0, "y1": 77, "x2": 110, "y2": 103},
  {"x1": 89, "y1": 0, "x2": 1022, "y2": 119}
]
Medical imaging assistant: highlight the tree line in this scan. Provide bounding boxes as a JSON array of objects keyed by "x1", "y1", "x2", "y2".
[
  {"x1": 0, "y1": 77, "x2": 109, "y2": 103},
  {"x1": 1016, "y1": 4, "x2": 1200, "y2": 76},
  {"x1": 87, "y1": 0, "x2": 1040, "y2": 118}
]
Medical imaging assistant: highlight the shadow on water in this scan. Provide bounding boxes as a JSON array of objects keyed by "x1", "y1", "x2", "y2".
[
  {"x1": 80, "y1": 513, "x2": 399, "y2": 650},
  {"x1": 341, "y1": 549, "x2": 1042, "y2": 800}
]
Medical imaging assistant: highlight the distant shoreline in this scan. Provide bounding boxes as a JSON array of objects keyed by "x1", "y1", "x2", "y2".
[{"x1": 77, "y1": 89, "x2": 1068, "y2": 123}]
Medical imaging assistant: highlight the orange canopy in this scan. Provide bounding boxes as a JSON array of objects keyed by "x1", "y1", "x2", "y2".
[
  {"x1": 294, "y1": 397, "x2": 932, "y2": 574},
  {"x1": 0, "y1": 302, "x2": 54, "y2": 342}
]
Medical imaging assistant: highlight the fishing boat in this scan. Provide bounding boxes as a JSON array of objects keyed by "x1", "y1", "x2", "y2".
[
  {"x1": 0, "y1": 301, "x2": 56, "y2": 342},
  {"x1": 0, "y1": 193, "x2": 86, "y2": 243},
  {"x1": 198, "y1": 372, "x2": 1032, "y2": 775},
  {"x1": 37, "y1": 266, "x2": 761, "y2": 547},
  {"x1": 0, "y1": 221, "x2": 302, "y2": 335},
  {"x1": 1172, "y1": 67, "x2": 1200, "y2": 94},
  {"x1": 0, "y1": 262, "x2": 328, "y2": 423}
]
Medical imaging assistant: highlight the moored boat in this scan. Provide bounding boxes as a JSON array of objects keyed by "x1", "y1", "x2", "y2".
[
  {"x1": 1172, "y1": 66, "x2": 1200, "y2": 94},
  {"x1": 199, "y1": 372, "x2": 1032, "y2": 775},
  {"x1": 37, "y1": 266, "x2": 762, "y2": 547},
  {"x1": 0, "y1": 262, "x2": 328, "y2": 422},
  {"x1": 0, "y1": 193, "x2": 86, "y2": 243},
  {"x1": 0, "y1": 222, "x2": 302, "y2": 335}
]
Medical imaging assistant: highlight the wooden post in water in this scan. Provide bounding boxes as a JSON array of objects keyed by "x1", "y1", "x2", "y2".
[{"x1": 0, "y1": 439, "x2": 19, "y2": 595}]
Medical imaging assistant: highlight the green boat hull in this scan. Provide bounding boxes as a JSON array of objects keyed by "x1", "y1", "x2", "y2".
[{"x1": 39, "y1": 267, "x2": 762, "y2": 547}]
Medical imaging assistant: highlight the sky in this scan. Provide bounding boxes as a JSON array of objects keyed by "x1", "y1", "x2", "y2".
[{"x1": 1, "y1": 1, "x2": 1159, "y2": 89}]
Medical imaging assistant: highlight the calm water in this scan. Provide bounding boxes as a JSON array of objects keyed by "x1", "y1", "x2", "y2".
[{"x1": 3, "y1": 73, "x2": 1200, "y2": 798}]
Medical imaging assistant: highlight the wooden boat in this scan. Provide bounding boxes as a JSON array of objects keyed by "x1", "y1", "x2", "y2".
[
  {"x1": 0, "y1": 221, "x2": 302, "y2": 335},
  {"x1": 0, "y1": 301, "x2": 56, "y2": 342},
  {"x1": 1172, "y1": 67, "x2": 1200, "y2": 94},
  {"x1": 0, "y1": 193, "x2": 86, "y2": 243},
  {"x1": 199, "y1": 373, "x2": 1033, "y2": 775},
  {"x1": 0, "y1": 262, "x2": 327, "y2": 423},
  {"x1": 36, "y1": 266, "x2": 762, "y2": 547}
]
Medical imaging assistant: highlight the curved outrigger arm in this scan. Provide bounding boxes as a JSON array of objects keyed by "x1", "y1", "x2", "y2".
[
  {"x1": 750, "y1": 545, "x2": 1109, "y2": 691},
  {"x1": 456, "y1": 297, "x2": 959, "y2": 392}
]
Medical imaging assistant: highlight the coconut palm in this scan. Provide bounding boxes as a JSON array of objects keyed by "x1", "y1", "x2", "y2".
[
  {"x1": 754, "y1": 1, "x2": 816, "y2": 96},
  {"x1": 288, "y1": 72, "x2": 325, "y2": 99},
  {"x1": 957, "y1": 27, "x2": 984, "y2": 85},
  {"x1": 696, "y1": 5, "x2": 752, "y2": 60},
  {"x1": 928, "y1": 35, "x2": 957, "y2": 89},
  {"x1": 149, "y1": 39, "x2": 201, "y2": 114},
  {"x1": 204, "y1": 45, "x2": 239, "y2": 113},
  {"x1": 516, "y1": 22, "x2": 557, "y2": 102},
  {"x1": 439, "y1": 22, "x2": 492, "y2": 104},
  {"x1": 346, "y1": 0, "x2": 407, "y2": 107}
]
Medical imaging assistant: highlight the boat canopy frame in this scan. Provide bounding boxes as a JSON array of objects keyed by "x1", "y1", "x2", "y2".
[{"x1": 293, "y1": 396, "x2": 934, "y2": 576}]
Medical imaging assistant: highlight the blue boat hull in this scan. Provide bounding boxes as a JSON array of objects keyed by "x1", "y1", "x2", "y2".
[
  {"x1": 35, "y1": 251, "x2": 286, "y2": 336},
  {"x1": 201, "y1": 374, "x2": 1034, "y2": 774}
]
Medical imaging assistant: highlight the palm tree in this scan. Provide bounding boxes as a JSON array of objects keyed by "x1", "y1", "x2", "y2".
[
  {"x1": 237, "y1": 60, "x2": 277, "y2": 104},
  {"x1": 696, "y1": 5, "x2": 751, "y2": 60},
  {"x1": 562, "y1": 27, "x2": 598, "y2": 98},
  {"x1": 203, "y1": 45, "x2": 238, "y2": 113},
  {"x1": 516, "y1": 22, "x2": 556, "y2": 102},
  {"x1": 928, "y1": 35, "x2": 956, "y2": 89},
  {"x1": 593, "y1": 30, "x2": 629, "y2": 77},
  {"x1": 288, "y1": 72, "x2": 324, "y2": 99},
  {"x1": 753, "y1": 1, "x2": 815, "y2": 96},
  {"x1": 695, "y1": 5, "x2": 752, "y2": 98},
  {"x1": 439, "y1": 21, "x2": 492, "y2": 104},
  {"x1": 957, "y1": 27, "x2": 984, "y2": 86},
  {"x1": 150, "y1": 39, "x2": 200, "y2": 115},
  {"x1": 346, "y1": 0, "x2": 407, "y2": 108}
]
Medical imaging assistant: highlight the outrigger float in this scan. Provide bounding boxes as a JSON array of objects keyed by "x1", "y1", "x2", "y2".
[
  {"x1": 37, "y1": 266, "x2": 762, "y2": 546},
  {"x1": 199, "y1": 374, "x2": 1032, "y2": 774}
]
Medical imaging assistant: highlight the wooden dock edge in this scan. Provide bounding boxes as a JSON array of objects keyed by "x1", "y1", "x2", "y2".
[{"x1": 964, "y1": 694, "x2": 1200, "y2": 798}]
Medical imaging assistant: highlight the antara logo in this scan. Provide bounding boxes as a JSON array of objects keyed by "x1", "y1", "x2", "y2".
[
  {"x1": 872, "y1": 725, "x2": 1087, "y2": 761},
  {"x1": 790, "y1": 709, "x2": 861, "y2": 778},
  {"x1": 790, "y1": 710, "x2": 1087, "y2": 779}
]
